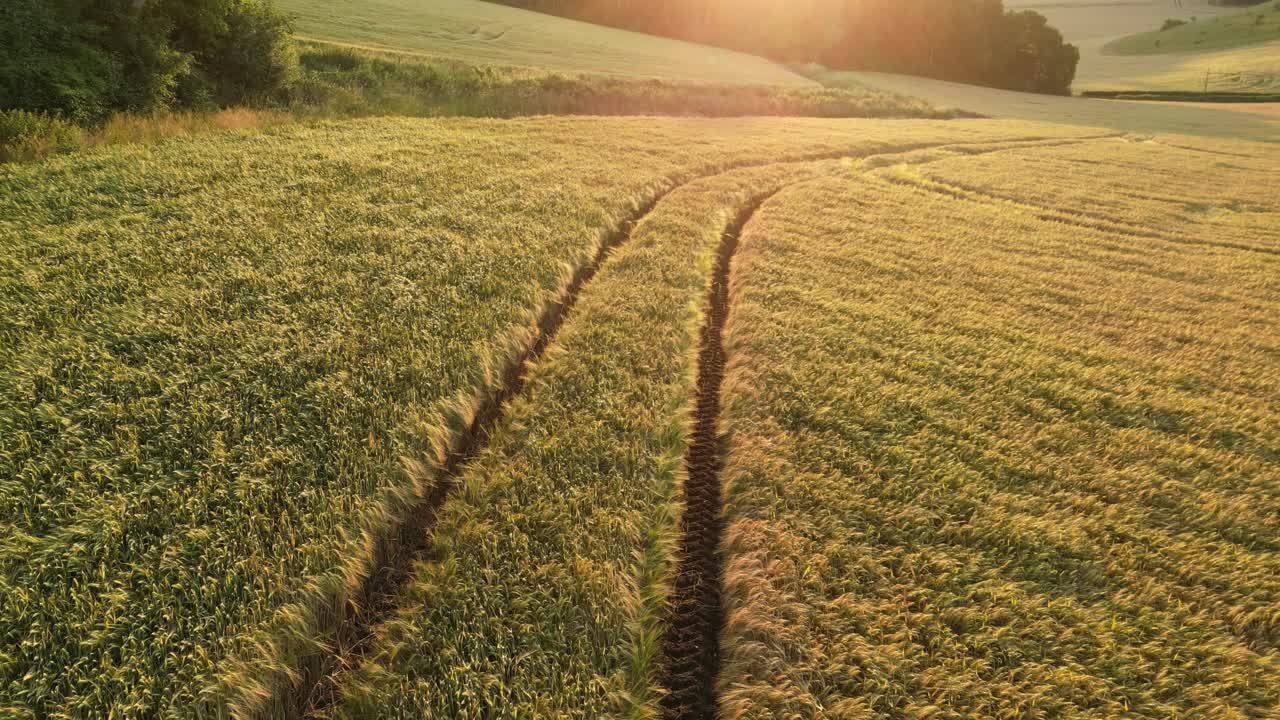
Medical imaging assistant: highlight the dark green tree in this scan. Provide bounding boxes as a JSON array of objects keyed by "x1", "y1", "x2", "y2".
[
  {"x1": 1, "y1": 0, "x2": 296, "y2": 120},
  {"x1": 0, "y1": 0, "x2": 122, "y2": 120},
  {"x1": 997, "y1": 10, "x2": 1079, "y2": 94}
]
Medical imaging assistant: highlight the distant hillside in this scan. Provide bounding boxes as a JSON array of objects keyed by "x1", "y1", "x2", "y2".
[
  {"x1": 490, "y1": 0, "x2": 1081, "y2": 94},
  {"x1": 1106, "y1": 2, "x2": 1280, "y2": 53},
  {"x1": 274, "y1": 0, "x2": 814, "y2": 86}
]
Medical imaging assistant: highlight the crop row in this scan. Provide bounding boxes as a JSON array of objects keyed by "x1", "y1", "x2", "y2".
[{"x1": 716, "y1": 139, "x2": 1280, "y2": 718}]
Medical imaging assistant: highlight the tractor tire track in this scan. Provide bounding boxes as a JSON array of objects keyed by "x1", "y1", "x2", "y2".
[
  {"x1": 293, "y1": 188, "x2": 668, "y2": 719},
  {"x1": 1148, "y1": 138, "x2": 1262, "y2": 160},
  {"x1": 278, "y1": 155, "x2": 831, "y2": 720},
  {"x1": 648, "y1": 135, "x2": 1112, "y2": 720},
  {"x1": 873, "y1": 167, "x2": 1280, "y2": 257},
  {"x1": 270, "y1": 133, "x2": 1096, "y2": 720},
  {"x1": 658, "y1": 190, "x2": 778, "y2": 720},
  {"x1": 651, "y1": 132, "x2": 1271, "y2": 720},
  {"x1": 874, "y1": 171, "x2": 1168, "y2": 240}
]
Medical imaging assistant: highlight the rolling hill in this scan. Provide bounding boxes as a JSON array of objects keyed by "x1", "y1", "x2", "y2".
[
  {"x1": 1106, "y1": 3, "x2": 1280, "y2": 54},
  {"x1": 274, "y1": 0, "x2": 814, "y2": 86}
]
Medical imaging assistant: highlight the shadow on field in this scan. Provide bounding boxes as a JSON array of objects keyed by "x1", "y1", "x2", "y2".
[{"x1": 816, "y1": 69, "x2": 1280, "y2": 141}]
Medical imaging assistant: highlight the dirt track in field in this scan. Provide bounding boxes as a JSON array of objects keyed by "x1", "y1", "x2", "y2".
[
  {"x1": 657, "y1": 191, "x2": 778, "y2": 720},
  {"x1": 281, "y1": 135, "x2": 1105, "y2": 719}
]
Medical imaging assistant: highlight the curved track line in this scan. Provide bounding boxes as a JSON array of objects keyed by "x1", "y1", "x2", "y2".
[
  {"x1": 1148, "y1": 138, "x2": 1265, "y2": 160},
  {"x1": 293, "y1": 186, "x2": 668, "y2": 719},
  {"x1": 657, "y1": 190, "x2": 779, "y2": 720},
  {"x1": 639, "y1": 136, "x2": 1123, "y2": 720},
  {"x1": 653, "y1": 135, "x2": 1145, "y2": 720},
  {"x1": 657, "y1": 133, "x2": 1275, "y2": 720},
  {"x1": 874, "y1": 171, "x2": 1167, "y2": 240},
  {"x1": 259, "y1": 133, "x2": 1098, "y2": 720}
]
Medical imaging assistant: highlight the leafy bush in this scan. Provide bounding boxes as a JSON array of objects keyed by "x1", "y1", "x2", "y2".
[
  {"x1": 820, "y1": 1, "x2": 1080, "y2": 94},
  {"x1": 0, "y1": 1, "x2": 121, "y2": 121},
  {"x1": 0, "y1": 0, "x2": 296, "y2": 120},
  {"x1": 997, "y1": 10, "x2": 1081, "y2": 94},
  {"x1": 192, "y1": 0, "x2": 298, "y2": 106},
  {"x1": 0, "y1": 109, "x2": 85, "y2": 161}
]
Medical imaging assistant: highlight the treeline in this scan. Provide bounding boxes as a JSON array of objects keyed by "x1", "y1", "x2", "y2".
[
  {"x1": 1, "y1": 0, "x2": 295, "y2": 121},
  {"x1": 495, "y1": 0, "x2": 1080, "y2": 94}
]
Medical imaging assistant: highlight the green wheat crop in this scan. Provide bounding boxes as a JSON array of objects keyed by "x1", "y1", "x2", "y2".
[
  {"x1": 717, "y1": 135, "x2": 1280, "y2": 719},
  {"x1": 0, "y1": 115, "x2": 1066, "y2": 719}
]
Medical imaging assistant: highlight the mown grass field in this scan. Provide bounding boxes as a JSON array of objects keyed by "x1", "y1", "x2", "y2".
[
  {"x1": 275, "y1": 0, "x2": 812, "y2": 86},
  {"x1": 1, "y1": 115, "x2": 1097, "y2": 719},
  {"x1": 1075, "y1": 38, "x2": 1280, "y2": 93},
  {"x1": 815, "y1": 68, "x2": 1280, "y2": 138},
  {"x1": 718, "y1": 136, "x2": 1280, "y2": 717},
  {"x1": 1106, "y1": 3, "x2": 1280, "y2": 55},
  {"x1": 1007, "y1": 0, "x2": 1231, "y2": 37}
]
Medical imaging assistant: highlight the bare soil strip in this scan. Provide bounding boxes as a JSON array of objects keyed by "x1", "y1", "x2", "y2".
[{"x1": 658, "y1": 191, "x2": 777, "y2": 720}]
